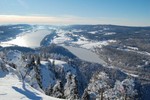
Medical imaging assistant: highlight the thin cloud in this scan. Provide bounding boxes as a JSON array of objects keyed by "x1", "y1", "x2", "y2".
[
  {"x1": 0, "y1": 15, "x2": 100, "y2": 25},
  {"x1": 0, "y1": 15, "x2": 149, "y2": 26}
]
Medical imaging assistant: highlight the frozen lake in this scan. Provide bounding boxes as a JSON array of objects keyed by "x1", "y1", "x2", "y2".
[
  {"x1": 62, "y1": 45, "x2": 106, "y2": 65},
  {"x1": 1, "y1": 30, "x2": 51, "y2": 47}
]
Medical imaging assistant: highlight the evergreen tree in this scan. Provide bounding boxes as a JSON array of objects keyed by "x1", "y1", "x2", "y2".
[
  {"x1": 122, "y1": 78, "x2": 137, "y2": 100},
  {"x1": 36, "y1": 56, "x2": 41, "y2": 65},
  {"x1": 70, "y1": 75, "x2": 79, "y2": 99},
  {"x1": 31, "y1": 55, "x2": 35, "y2": 65},
  {"x1": 34, "y1": 65, "x2": 42, "y2": 89},
  {"x1": 104, "y1": 78, "x2": 137, "y2": 100},
  {"x1": 64, "y1": 72, "x2": 72, "y2": 98},
  {"x1": 87, "y1": 72, "x2": 110, "y2": 100},
  {"x1": 52, "y1": 60, "x2": 55, "y2": 67},
  {"x1": 0, "y1": 58, "x2": 7, "y2": 71},
  {"x1": 52, "y1": 80, "x2": 64, "y2": 98},
  {"x1": 45, "y1": 85, "x2": 53, "y2": 96},
  {"x1": 82, "y1": 89, "x2": 90, "y2": 100},
  {"x1": 64, "y1": 72, "x2": 79, "y2": 100},
  {"x1": 104, "y1": 80, "x2": 124, "y2": 100},
  {"x1": 47, "y1": 60, "x2": 52, "y2": 71}
]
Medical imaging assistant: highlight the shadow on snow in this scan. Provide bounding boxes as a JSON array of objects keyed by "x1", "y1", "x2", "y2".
[{"x1": 12, "y1": 81, "x2": 42, "y2": 100}]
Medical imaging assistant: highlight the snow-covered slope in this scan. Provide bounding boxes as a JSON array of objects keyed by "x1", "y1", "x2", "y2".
[
  {"x1": 0, "y1": 50, "x2": 66, "y2": 100},
  {"x1": 0, "y1": 50, "x2": 79, "y2": 100},
  {"x1": 49, "y1": 59, "x2": 76, "y2": 74},
  {"x1": 0, "y1": 71, "x2": 61, "y2": 100},
  {"x1": 40, "y1": 61, "x2": 56, "y2": 89}
]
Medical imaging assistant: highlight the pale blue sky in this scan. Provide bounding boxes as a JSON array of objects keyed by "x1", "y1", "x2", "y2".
[{"x1": 0, "y1": 0, "x2": 150, "y2": 26}]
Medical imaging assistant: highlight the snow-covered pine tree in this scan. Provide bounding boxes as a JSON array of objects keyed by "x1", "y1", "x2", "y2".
[
  {"x1": 52, "y1": 59, "x2": 55, "y2": 68},
  {"x1": 45, "y1": 84, "x2": 53, "y2": 96},
  {"x1": 0, "y1": 58, "x2": 7, "y2": 71},
  {"x1": 47, "y1": 60, "x2": 52, "y2": 70},
  {"x1": 52, "y1": 80, "x2": 64, "y2": 98},
  {"x1": 87, "y1": 72, "x2": 110, "y2": 100},
  {"x1": 34, "y1": 64, "x2": 42, "y2": 89},
  {"x1": 64, "y1": 72, "x2": 72, "y2": 98},
  {"x1": 64, "y1": 72, "x2": 79, "y2": 100},
  {"x1": 70, "y1": 75, "x2": 79, "y2": 100},
  {"x1": 104, "y1": 78, "x2": 137, "y2": 100},
  {"x1": 36, "y1": 56, "x2": 41, "y2": 65},
  {"x1": 31, "y1": 55, "x2": 35, "y2": 66},
  {"x1": 82, "y1": 88, "x2": 90, "y2": 100},
  {"x1": 122, "y1": 78, "x2": 137, "y2": 100},
  {"x1": 104, "y1": 80, "x2": 124, "y2": 100}
]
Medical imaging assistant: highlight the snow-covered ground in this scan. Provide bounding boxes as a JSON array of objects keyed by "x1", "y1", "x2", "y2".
[
  {"x1": 0, "y1": 50, "x2": 72, "y2": 100},
  {"x1": 117, "y1": 46, "x2": 150, "y2": 56},
  {"x1": 50, "y1": 29, "x2": 116, "y2": 50},
  {"x1": 0, "y1": 71, "x2": 61, "y2": 100},
  {"x1": 49, "y1": 59, "x2": 76, "y2": 74},
  {"x1": 72, "y1": 39, "x2": 116, "y2": 50},
  {"x1": 88, "y1": 31, "x2": 98, "y2": 34},
  {"x1": 40, "y1": 61, "x2": 56, "y2": 89}
]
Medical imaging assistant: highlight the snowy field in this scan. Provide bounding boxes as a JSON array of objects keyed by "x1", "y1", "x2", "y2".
[
  {"x1": 50, "y1": 29, "x2": 116, "y2": 50},
  {"x1": 0, "y1": 71, "x2": 61, "y2": 100}
]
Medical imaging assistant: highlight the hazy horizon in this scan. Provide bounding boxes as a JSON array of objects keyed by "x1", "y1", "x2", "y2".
[{"x1": 0, "y1": 0, "x2": 150, "y2": 26}]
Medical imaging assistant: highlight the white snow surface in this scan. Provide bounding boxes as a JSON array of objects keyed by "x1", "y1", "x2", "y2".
[
  {"x1": 104, "y1": 32, "x2": 116, "y2": 35},
  {"x1": 6, "y1": 50, "x2": 23, "y2": 66},
  {"x1": 88, "y1": 31, "x2": 98, "y2": 34},
  {"x1": 126, "y1": 46, "x2": 139, "y2": 51},
  {"x1": 0, "y1": 72, "x2": 61, "y2": 100},
  {"x1": 40, "y1": 61, "x2": 56, "y2": 89},
  {"x1": 117, "y1": 47, "x2": 150, "y2": 56},
  {"x1": 0, "y1": 50, "x2": 67, "y2": 100},
  {"x1": 49, "y1": 59, "x2": 76, "y2": 74},
  {"x1": 51, "y1": 29, "x2": 116, "y2": 50}
]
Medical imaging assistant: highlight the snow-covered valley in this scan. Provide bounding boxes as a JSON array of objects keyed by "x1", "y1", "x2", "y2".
[
  {"x1": 0, "y1": 26, "x2": 108, "y2": 65},
  {"x1": 0, "y1": 24, "x2": 150, "y2": 100}
]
